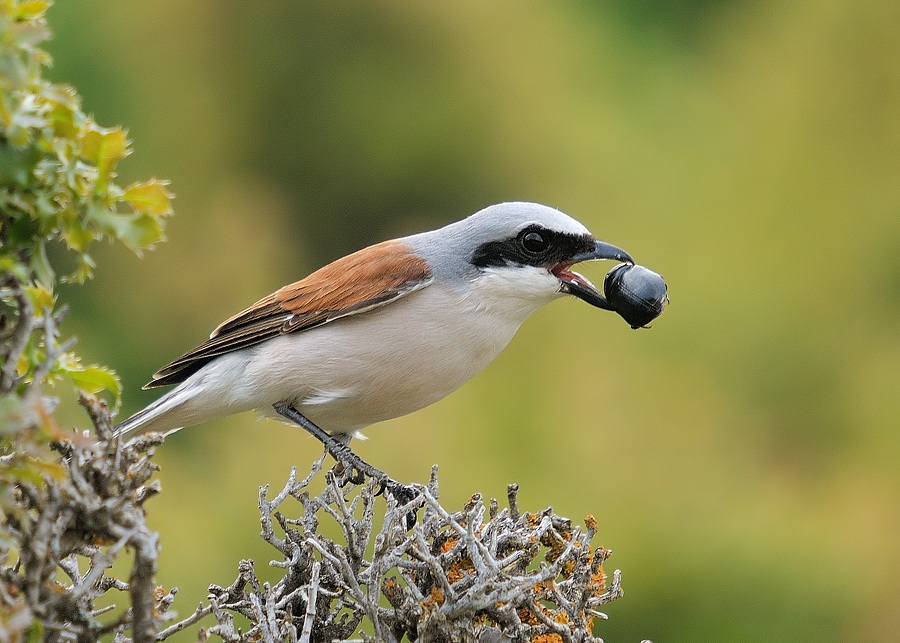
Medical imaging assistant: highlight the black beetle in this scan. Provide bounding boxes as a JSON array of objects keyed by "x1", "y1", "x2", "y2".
[{"x1": 603, "y1": 263, "x2": 668, "y2": 329}]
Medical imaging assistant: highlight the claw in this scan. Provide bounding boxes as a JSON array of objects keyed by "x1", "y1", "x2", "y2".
[
  {"x1": 403, "y1": 509, "x2": 418, "y2": 530},
  {"x1": 384, "y1": 482, "x2": 421, "y2": 529},
  {"x1": 331, "y1": 460, "x2": 366, "y2": 487}
]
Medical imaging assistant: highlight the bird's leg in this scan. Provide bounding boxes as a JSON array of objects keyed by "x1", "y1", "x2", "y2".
[
  {"x1": 272, "y1": 402, "x2": 420, "y2": 527},
  {"x1": 272, "y1": 402, "x2": 382, "y2": 481}
]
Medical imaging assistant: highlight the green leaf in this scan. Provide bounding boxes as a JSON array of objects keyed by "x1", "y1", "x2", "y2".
[
  {"x1": 6, "y1": 213, "x2": 39, "y2": 248},
  {"x1": 23, "y1": 283, "x2": 55, "y2": 311},
  {"x1": 62, "y1": 253, "x2": 95, "y2": 284},
  {"x1": 24, "y1": 619, "x2": 44, "y2": 643},
  {"x1": 122, "y1": 180, "x2": 173, "y2": 215},
  {"x1": 84, "y1": 199, "x2": 114, "y2": 232},
  {"x1": 15, "y1": 1, "x2": 51, "y2": 21},
  {"x1": 0, "y1": 140, "x2": 41, "y2": 188},
  {"x1": 1, "y1": 463, "x2": 46, "y2": 486},
  {"x1": 0, "y1": 254, "x2": 17, "y2": 273},
  {"x1": 65, "y1": 365, "x2": 122, "y2": 408},
  {"x1": 87, "y1": 199, "x2": 165, "y2": 252},
  {"x1": 123, "y1": 211, "x2": 165, "y2": 250},
  {"x1": 61, "y1": 208, "x2": 95, "y2": 252},
  {"x1": 80, "y1": 124, "x2": 130, "y2": 188},
  {"x1": 46, "y1": 93, "x2": 79, "y2": 139},
  {"x1": 0, "y1": 254, "x2": 29, "y2": 282},
  {"x1": 29, "y1": 240, "x2": 55, "y2": 287}
]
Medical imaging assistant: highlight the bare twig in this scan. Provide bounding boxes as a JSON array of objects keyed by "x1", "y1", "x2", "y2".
[
  {"x1": 299, "y1": 560, "x2": 320, "y2": 643},
  {"x1": 0, "y1": 275, "x2": 34, "y2": 393},
  {"x1": 156, "y1": 603, "x2": 213, "y2": 639},
  {"x1": 130, "y1": 528, "x2": 161, "y2": 643}
]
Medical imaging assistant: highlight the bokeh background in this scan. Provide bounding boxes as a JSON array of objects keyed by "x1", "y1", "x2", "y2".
[{"x1": 46, "y1": 0, "x2": 898, "y2": 640}]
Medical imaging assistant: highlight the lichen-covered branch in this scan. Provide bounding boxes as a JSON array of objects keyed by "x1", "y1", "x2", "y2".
[
  {"x1": 0, "y1": 392, "x2": 168, "y2": 642},
  {"x1": 163, "y1": 456, "x2": 624, "y2": 642}
]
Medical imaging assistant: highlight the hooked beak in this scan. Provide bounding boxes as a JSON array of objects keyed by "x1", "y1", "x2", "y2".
[{"x1": 554, "y1": 239, "x2": 633, "y2": 310}]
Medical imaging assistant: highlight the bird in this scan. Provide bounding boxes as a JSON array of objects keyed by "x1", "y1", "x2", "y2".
[{"x1": 115, "y1": 202, "x2": 634, "y2": 499}]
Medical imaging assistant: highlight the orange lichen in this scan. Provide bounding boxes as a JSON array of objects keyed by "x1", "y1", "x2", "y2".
[
  {"x1": 439, "y1": 535, "x2": 459, "y2": 553},
  {"x1": 420, "y1": 585, "x2": 444, "y2": 613},
  {"x1": 591, "y1": 567, "x2": 607, "y2": 595},
  {"x1": 518, "y1": 606, "x2": 542, "y2": 626},
  {"x1": 531, "y1": 635, "x2": 564, "y2": 643},
  {"x1": 447, "y1": 555, "x2": 474, "y2": 584},
  {"x1": 544, "y1": 538, "x2": 565, "y2": 562}
]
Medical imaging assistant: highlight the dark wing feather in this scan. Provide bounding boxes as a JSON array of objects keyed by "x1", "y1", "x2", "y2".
[{"x1": 144, "y1": 240, "x2": 432, "y2": 389}]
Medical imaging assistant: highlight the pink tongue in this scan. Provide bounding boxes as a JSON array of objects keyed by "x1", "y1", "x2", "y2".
[{"x1": 553, "y1": 266, "x2": 597, "y2": 290}]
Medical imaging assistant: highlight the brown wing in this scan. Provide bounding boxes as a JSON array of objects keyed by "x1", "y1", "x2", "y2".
[{"x1": 144, "y1": 240, "x2": 432, "y2": 389}]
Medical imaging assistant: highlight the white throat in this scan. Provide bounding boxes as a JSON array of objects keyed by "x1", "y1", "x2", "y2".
[{"x1": 464, "y1": 265, "x2": 563, "y2": 322}]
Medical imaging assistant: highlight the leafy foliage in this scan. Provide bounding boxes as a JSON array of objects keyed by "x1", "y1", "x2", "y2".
[
  {"x1": 0, "y1": 0, "x2": 171, "y2": 445},
  {"x1": 0, "y1": 1, "x2": 172, "y2": 639},
  {"x1": 0, "y1": 1, "x2": 172, "y2": 283}
]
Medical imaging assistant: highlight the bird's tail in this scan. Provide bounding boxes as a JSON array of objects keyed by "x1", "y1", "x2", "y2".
[{"x1": 114, "y1": 384, "x2": 202, "y2": 437}]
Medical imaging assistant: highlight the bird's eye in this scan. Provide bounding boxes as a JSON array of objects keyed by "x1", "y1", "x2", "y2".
[{"x1": 520, "y1": 230, "x2": 549, "y2": 254}]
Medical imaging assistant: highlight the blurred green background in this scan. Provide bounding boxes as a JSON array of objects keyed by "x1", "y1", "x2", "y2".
[{"x1": 46, "y1": 0, "x2": 898, "y2": 640}]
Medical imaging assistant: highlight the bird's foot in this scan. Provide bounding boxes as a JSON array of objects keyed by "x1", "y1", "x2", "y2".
[
  {"x1": 331, "y1": 460, "x2": 366, "y2": 486},
  {"x1": 332, "y1": 461, "x2": 420, "y2": 529},
  {"x1": 330, "y1": 456, "x2": 420, "y2": 529},
  {"x1": 377, "y1": 479, "x2": 421, "y2": 530}
]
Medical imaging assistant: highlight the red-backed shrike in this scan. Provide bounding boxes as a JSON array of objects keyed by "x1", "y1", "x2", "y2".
[{"x1": 116, "y1": 202, "x2": 638, "y2": 495}]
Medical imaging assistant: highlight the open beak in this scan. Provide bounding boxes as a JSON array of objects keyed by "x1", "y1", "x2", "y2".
[{"x1": 554, "y1": 239, "x2": 633, "y2": 310}]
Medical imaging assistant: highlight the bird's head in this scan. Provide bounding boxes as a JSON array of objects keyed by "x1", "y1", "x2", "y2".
[{"x1": 409, "y1": 202, "x2": 632, "y2": 318}]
